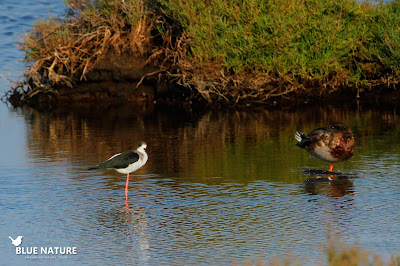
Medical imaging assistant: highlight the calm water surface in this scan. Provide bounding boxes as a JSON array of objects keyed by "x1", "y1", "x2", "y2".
[
  {"x1": 1, "y1": 1, "x2": 400, "y2": 266},
  {"x1": 2, "y1": 105, "x2": 400, "y2": 265}
]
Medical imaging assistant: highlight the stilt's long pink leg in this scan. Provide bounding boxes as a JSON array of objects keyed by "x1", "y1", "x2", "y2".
[{"x1": 125, "y1": 173, "x2": 130, "y2": 197}]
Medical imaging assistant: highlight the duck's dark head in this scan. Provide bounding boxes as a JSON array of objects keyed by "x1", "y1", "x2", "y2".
[
  {"x1": 328, "y1": 123, "x2": 351, "y2": 133},
  {"x1": 329, "y1": 123, "x2": 354, "y2": 147}
]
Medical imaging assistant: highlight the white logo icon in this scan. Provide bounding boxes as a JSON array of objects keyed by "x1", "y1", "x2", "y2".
[{"x1": 9, "y1": 236, "x2": 23, "y2": 247}]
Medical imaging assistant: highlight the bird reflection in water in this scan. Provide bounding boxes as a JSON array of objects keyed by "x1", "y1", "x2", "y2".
[
  {"x1": 302, "y1": 169, "x2": 357, "y2": 197},
  {"x1": 304, "y1": 178, "x2": 354, "y2": 197}
]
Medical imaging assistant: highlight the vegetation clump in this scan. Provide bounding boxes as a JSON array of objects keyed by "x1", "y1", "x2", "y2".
[
  {"x1": 6, "y1": 0, "x2": 158, "y2": 105},
  {"x1": 4, "y1": 0, "x2": 400, "y2": 106}
]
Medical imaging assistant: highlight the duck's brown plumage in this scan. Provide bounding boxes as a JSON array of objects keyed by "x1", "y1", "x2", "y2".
[{"x1": 295, "y1": 123, "x2": 354, "y2": 169}]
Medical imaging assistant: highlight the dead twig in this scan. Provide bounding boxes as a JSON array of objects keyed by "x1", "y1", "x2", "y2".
[{"x1": 136, "y1": 69, "x2": 165, "y2": 88}]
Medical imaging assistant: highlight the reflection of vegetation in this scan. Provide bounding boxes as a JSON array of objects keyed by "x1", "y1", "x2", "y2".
[
  {"x1": 6, "y1": 0, "x2": 400, "y2": 105},
  {"x1": 23, "y1": 105, "x2": 400, "y2": 186}
]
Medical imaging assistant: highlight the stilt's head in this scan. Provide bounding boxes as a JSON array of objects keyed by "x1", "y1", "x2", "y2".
[{"x1": 137, "y1": 141, "x2": 147, "y2": 151}]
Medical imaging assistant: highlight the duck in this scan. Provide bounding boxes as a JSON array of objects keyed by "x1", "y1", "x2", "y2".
[
  {"x1": 88, "y1": 141, "x2": 148, "y2": 197},
  {"x1": 295, "y1": 123, "x2": 354, "y2": 175}
]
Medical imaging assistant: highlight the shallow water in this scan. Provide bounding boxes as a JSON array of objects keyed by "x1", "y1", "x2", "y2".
[
  {"x1": 2, "y1": 104, "x2": 400, "y2": 265},
  {"x1": 1, "y1": 1, "x2": 400, "y2": 265}
]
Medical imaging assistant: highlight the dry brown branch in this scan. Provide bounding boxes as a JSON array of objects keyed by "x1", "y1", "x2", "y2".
[{"x1": 136, "y1": 69, "x2": 165, "y2": 88}]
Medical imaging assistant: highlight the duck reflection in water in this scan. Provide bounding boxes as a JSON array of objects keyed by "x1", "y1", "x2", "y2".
[
  {"x1": 295, "y1": 123, "x2": 355, "y2": 180},
  {"x1": 304, "y1": 179, "x2": 354, "y2": 197}
]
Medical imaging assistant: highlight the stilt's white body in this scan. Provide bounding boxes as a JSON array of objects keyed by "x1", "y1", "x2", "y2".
[{"x1": 115, "y1": 146, "x2": 148, "y2": 174}]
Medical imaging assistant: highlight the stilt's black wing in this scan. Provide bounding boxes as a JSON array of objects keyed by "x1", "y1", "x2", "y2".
[{"x1": 89, "y1": 151, "x2": 140, "y2": 170}]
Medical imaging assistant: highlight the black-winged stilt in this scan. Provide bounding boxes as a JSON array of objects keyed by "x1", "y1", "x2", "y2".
[
  {"x1": 295, "y1": 123, "x2": 354, "y2": 179},
  {"x1": 88, "y1": 141, "x2": 148, "y2": 196}
]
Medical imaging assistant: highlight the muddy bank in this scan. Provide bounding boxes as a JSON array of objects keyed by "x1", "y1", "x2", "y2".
[
  {"x1": 4, "y1": 51, "x2": 190, "y2": 108},
  {"x1": 4, "y1": 48, "x2": 400, "y2": 109}
]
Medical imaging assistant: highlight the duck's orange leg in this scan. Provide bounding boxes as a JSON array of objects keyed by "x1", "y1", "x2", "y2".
[
  {"x1": 329, "y1": 163, "x2": 334, "y2": 180},
  {"x1": 125, "y1": 173, "x2": 130, "y2": 197}
]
